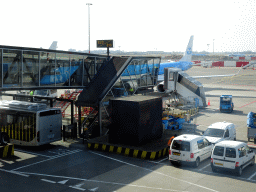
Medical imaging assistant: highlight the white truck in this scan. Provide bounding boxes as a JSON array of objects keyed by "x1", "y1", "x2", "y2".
[{"x1": 203, "y1": 121, "x2": 236, "y2": 144}]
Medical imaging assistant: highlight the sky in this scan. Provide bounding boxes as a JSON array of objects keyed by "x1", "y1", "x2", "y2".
[{"x1": 0, "y1": 0, "x2": 256, "y2": 53}]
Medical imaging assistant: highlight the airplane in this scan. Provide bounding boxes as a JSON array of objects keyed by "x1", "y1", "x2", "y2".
[
  {"x1": 121, "y1": 35, "x2": 211, "y2": 81},
  {"x1": 49, "y1": 41, "x2": 58, "y2": 50}
]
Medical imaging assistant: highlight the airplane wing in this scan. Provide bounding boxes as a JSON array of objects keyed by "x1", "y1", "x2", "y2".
[
  {"x1": 157, "y1": 62, "x2": 255, "y2": 82},
  {"x1": 191, "y1": 63, "x2": 255, "y2": 79}
]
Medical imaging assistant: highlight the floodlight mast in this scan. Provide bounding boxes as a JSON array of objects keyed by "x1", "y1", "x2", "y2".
[{"x1": 86, "y1": 3, "x2": 93, "y2": 53}]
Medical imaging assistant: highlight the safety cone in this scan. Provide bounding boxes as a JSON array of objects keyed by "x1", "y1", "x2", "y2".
[{"x1": 208, "y1": 100, "x2": 210, "y2": 106}]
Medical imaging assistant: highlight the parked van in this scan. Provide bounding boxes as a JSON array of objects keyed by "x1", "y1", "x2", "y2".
[
  {"x1": 34, "y1": 89, "x2": 57, "y2": 98},
  {"x1": 169, "y1": 134, "x2": 213, "y2": 167},
  {"x1": 211, "y1": 141, "x2": 255, "y2": 176},
  {"x1": 203, "y1": 121, "x2": 236, "y2": 144}
]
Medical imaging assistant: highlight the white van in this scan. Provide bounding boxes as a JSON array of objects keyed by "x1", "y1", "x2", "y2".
[
  {"x1": 203, "y1": 121, "x2": 236, "y2": 144},
  {"x1": 34, "y1": 89, "x2": 57, "y2": 98},
  {"x1": 169, "y1": 134, "x2": 213, "y2": 167},
  {"x1": 211, "y1": 141, "x2": 255, "y2": 176}
]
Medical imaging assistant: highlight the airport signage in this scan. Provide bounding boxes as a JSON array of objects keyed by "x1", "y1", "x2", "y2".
[{"x1": 97, "y1": 40, "x2": 113, "y2": 48}]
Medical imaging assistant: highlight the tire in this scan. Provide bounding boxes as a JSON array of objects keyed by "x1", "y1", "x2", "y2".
[
  {"x1": 194, "y1": 157, "x2": 200, "y2": 168},
  {"x1": 237, "y1": 167, "x2": 242, "y2": 176},
  {"x1": 0, "y1": 132, "x2": 9, "y2": 145},
  {"x1": 170, "y1": 160, "x2": 181, "y2": 166},
  {"x1": 212, "y1": 166, "x2": 217, "y2": 172},
  {"x1": 250, "y1": 157, "x2": 255, "y2": 166}
]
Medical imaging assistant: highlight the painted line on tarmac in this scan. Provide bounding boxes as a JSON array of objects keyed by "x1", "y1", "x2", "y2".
[
  {"x1": 69, "y1": 186, "x2": 86, "y2": 191},
  {"x1": 199, "y1": 164, "x2": 211, "y2": 171},
  {"x1": 239, "y1": 100, "x2": 256, "y2": 108},
  {"x1": 41, "y1": 179, "x2": 56, "y2": 184},
  {"x1": 11, "y1": 149, "x2": 82, "y2": 171},
  {"x1": 0, "y1": 168, "x2": 29, "y2": 177},
  {"x1": 89, "y1": 151, "x2": 219, "y2": 192},
  {"x1": 16, "y1": 171, "x2": 188, "y2": 192},
  {"x1": 15, "y1": 149, "x2": 52, "y2": 158},
  {"x1": 248, "y1": 171, "x2": 256, "y2": 180},
  {"x1": 157, "y1": 157, "x2": 168, "y2": 163},
  {"x1": 202, "y1": 171, "x2": 249, "y2": 181}
]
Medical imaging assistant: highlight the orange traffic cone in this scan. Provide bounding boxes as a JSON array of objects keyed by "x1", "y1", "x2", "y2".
[{"x1": 208, "y1": 100, "x2": 210, "y2": 106}]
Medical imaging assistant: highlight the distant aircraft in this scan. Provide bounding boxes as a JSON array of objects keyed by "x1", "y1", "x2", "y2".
[
  {"x1": 121, "y1": 35, "x2": 196, "y2": 79},
  {"x1": 157, "y1": 35, "x2": 194, "y2": 81},
  {"x1": 49, "y1": 41, "x2": 58, "y2": 50}
]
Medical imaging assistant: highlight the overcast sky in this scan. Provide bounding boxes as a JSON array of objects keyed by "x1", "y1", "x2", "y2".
[{"x1": 0, "y1": 0, "x2": 255, "y2": 53}]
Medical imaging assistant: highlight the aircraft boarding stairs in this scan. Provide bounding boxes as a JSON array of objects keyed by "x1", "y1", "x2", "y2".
[
  {"x1": 76, "y1": 56, "x2": 133, "y2": 138},
  {"x1": 164, "y1": 68, "x2": 207, "y2": 108}
]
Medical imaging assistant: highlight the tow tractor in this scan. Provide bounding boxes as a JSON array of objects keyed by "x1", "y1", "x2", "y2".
[{"x1": 220, "y1": 95, "x2": 234, "y2": 113}]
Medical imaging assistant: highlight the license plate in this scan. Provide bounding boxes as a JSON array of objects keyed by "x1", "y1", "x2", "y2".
[
  {"x1": 215, "y1": 162, "x2": 223, "y2": 166},
  {"x1": 173, "y1": 152, "x2": 180, "y2": 156}
]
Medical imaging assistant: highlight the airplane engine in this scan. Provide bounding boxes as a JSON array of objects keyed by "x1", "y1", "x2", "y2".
[{"x1": 156, "y1": 81, "x2": 165, "y2": 93}]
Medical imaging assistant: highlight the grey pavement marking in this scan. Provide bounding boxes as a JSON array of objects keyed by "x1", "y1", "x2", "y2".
[
  {"x1": 69, "y1": 185, "x2": 86, "y2": 191},
  {"x1": 89, "y1": 151, "x2": 219, "y2": 192},
  {"x1": 16, "y1": 171, "x2": 188, "y2": 192},
  {"x1": 248, "y1": 171, "x2": 256, "y2": 180},
  {"x1": 15, "y1": 149, "x2": 52, "y2": 158},
  {"x1": 199, "y1": 164, "x2": 211, "y2": 171},
  {"x1": 0, "y1": 168, "x2": 29, "y2": 177},
  {"x1": 11, "y1": 149, "x2": 81, "y2": 171},
  {"x1": 41, "y1": 179, "x2": 56, "y2": 183},
  {"x1": 156, "y1": 157, "x2": 168, "y2": 163}
]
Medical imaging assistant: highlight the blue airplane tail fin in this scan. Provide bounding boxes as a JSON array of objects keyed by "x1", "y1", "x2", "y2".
[{"x1": 179, "y1": 35, "x2": 193, "y2": 62}]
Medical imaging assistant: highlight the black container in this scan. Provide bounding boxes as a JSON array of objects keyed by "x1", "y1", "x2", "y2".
[{"x1": 109, "y1": 95, "x2": 162, "y2": 145}]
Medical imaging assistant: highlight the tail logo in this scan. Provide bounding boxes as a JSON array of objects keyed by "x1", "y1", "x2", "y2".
[{"x1": 187, "y1": 48, "x2": 192, "y2": 54}]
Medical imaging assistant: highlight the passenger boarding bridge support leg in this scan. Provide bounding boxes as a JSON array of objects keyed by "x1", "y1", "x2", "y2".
[
  {"x1": 78, "y1": 106, "x2": 82, "y2": 137},
  {"x1": 50, "y1": 99, "x2": 53, "y2": 107},
  {"x1": 71, "y1": 100, "x2": 74, "y2": 125},
  {"x1": 99, "y1": 102, "x2": 102, "y2": 136}
]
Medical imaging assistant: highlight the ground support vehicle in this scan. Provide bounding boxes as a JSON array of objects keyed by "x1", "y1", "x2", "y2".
[
  {"x1": 0, "y1": 100, "x2": 62, "y2": 146},
  {"x1": 211, "y1": 141, "x2": 255, "y2": 176},
  {"x1": 203, "y1": 121, "x2": 236, "y2": 144},
  {"x1": 169, "y1": 134, "x2": 213, "y2": 167},
  {"x1": 247, "y1": 112, "x2": 256, "y2": 142},
  {"x1": 220, "y1": 95, "x2": 234, "y2": 113},
  {"x1": 162, "y1": 116, "x2": 185, "y2": 130}
]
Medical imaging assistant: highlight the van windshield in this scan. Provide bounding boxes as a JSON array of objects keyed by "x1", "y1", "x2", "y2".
[
  {"x1": 204, "y1": 128, "x2": 224, "y2": 137},
  {"x1": 172, "y1": 140, "x2": 190, "y2": 152},
  {"x1": 34, "y1": 90, "x2": 48, "y2": 96}
]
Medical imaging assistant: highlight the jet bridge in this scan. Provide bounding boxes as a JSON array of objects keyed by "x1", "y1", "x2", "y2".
[{"x1": 163, "y1": 68, "x2": 207, "y2": 108}]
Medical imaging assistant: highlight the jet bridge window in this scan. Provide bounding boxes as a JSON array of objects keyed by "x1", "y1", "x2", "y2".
[{"x1": 169, "y1": 72, "x2": 174, "y2": 81}]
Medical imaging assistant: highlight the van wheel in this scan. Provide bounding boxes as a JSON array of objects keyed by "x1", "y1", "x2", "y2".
[
  {"x1": 237, "y1": 167, "x2": 242, "y2": 176},
  {"x1": 0, "y1": 133, "x2": 9, "y2": 145},
  {"x1": 194, "y1": 157, "x2": 200, "y2": 167},
  {"x1": 212, "y1": 166, "x2": 217, "y2": 172},
  {"x1": 250, "y1": 157, "x2": 255, "y2": 166}
]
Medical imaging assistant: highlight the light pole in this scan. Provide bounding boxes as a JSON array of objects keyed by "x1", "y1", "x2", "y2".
[
  {"x1": 86, "y1": 3, "x2": 92, "y2": 53},
  {"x1": 213, "y1": 39, "x2": 215, "y2": 54}
]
